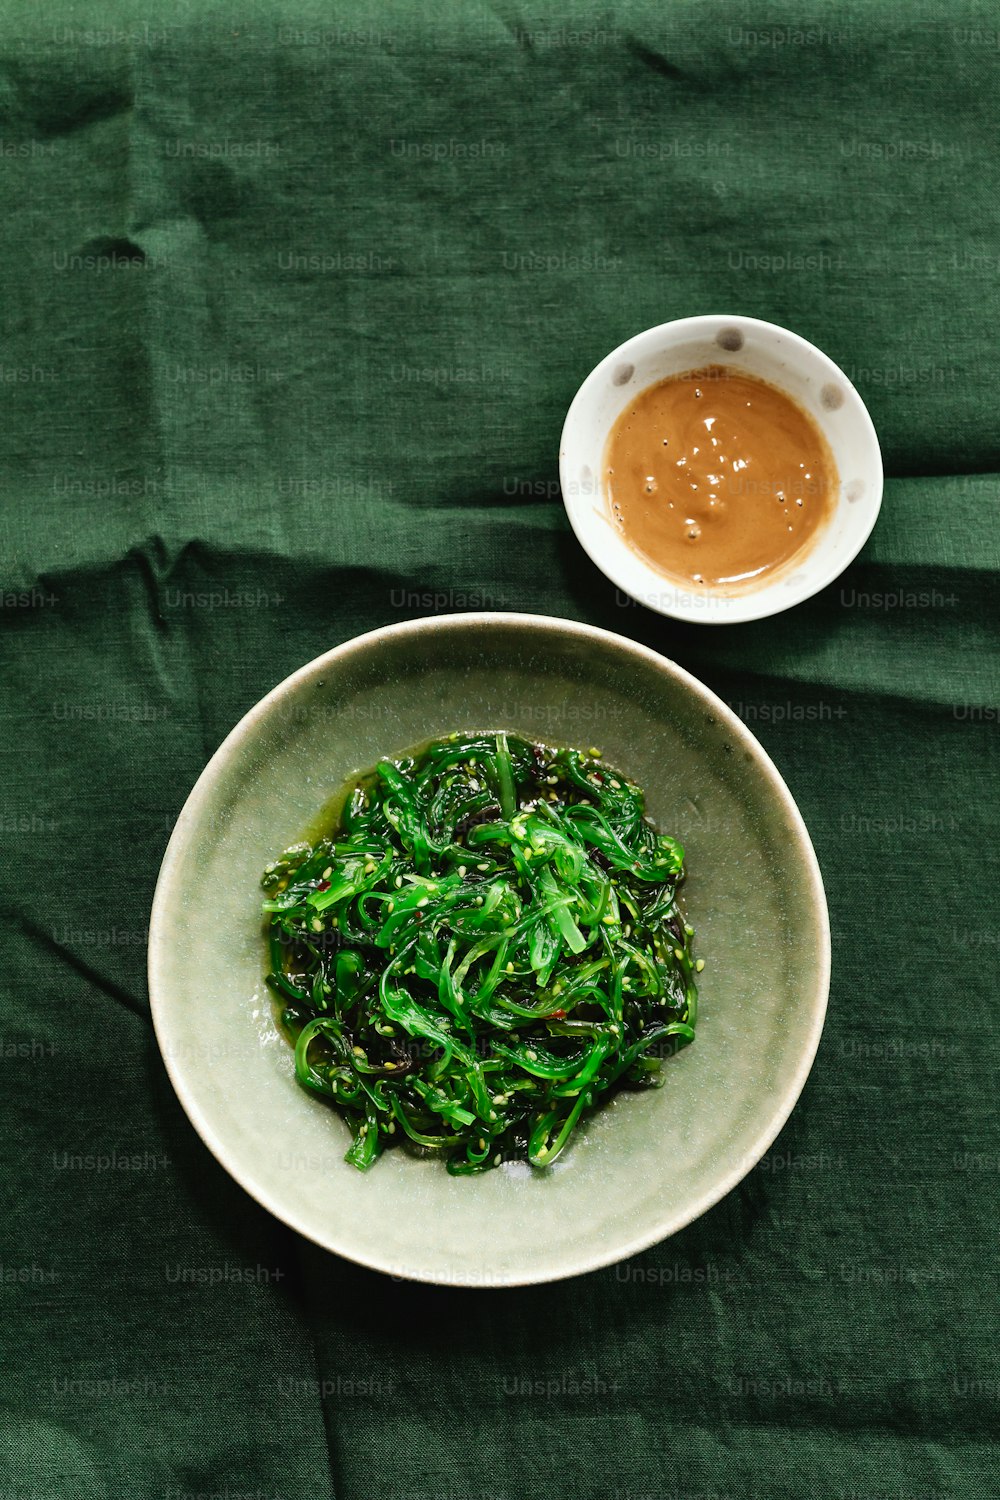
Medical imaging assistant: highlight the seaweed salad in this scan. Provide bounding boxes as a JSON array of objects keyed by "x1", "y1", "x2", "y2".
[{"x1": 261, "y1": 731, "x2": 701, "y2": 1175}]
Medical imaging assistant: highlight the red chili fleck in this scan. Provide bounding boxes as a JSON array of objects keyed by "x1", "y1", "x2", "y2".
[
  {"x1": 316, "y1": 880, "x2": 331, "y2": 891},
  {"x1": 549, "y1": 1008, "x2": 567, "y2": 1019}
]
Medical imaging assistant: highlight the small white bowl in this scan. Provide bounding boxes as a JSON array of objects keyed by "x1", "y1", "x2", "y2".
[{"x1": 559, "y1": 315, "x2": 883, "y2": 625}]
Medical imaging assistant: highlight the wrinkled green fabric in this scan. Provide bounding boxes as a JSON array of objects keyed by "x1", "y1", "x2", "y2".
[{"x1": 2, "y1": 3, "x2": 998, "y2": 1497}]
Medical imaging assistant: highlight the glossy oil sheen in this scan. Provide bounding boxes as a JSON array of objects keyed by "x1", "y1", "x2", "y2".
[{"x1": 268, "y1": 730, "x2": 697, "y2": 1168}]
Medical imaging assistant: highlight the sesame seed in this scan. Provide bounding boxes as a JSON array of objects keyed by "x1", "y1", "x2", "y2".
[
  {"x1": 477, "y1": 862, "x2": 489, "y2": 871},
  {"x1": 493, "y1": 1153, "x2": 501, "y2": 1167},
  {"x1": 311, "y1": 918, "x2": 323, "y2": 932},
  {"x1": 394, "y1": 875, "x2": 403, "y2": 888},
  {"x1": 352, "y1": 1046, "x2": 366, "y2": 1058},
  {"x1": 321, "y1": 867, "x2": 333, "y2": 879},
  {"x1": 364, "y1": 861, "x2": 376, "y2": 874},
  {"x1": 695, "y1": 958, "x2": 705, "y2": 972},
  {"x1": 458, "y1": 865, "x2": 467, "y2": 877}
]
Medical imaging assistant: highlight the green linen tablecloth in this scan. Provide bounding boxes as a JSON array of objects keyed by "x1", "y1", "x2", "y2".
[{"x1": 2, "y1": 2, "x2": 998, "y2": 1496}]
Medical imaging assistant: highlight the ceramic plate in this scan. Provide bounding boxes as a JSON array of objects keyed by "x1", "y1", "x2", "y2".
[{"x1": 149, "y1": 614, "x2": 830, "y2": 1286}]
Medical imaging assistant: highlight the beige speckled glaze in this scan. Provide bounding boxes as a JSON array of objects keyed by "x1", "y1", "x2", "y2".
[{"x1": 148, "y1": 614, "x2": 830, "y2": 1287}]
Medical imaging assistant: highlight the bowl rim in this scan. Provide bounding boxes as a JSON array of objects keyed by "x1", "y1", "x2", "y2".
[
  {"x1": 559, "y1": 312, "x2": 884, "y2": 626},
  {"x1": 148, "y1": 611, "x2": 832, "y2": 1286}
]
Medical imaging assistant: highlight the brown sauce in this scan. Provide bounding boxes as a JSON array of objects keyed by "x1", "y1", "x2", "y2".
[{"x1": 604, "y1": 365, "x2": 837, "y2": 592}]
